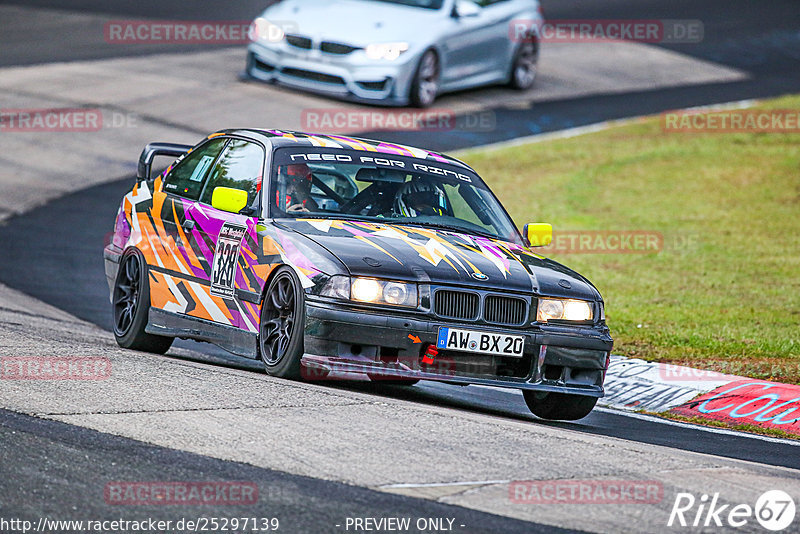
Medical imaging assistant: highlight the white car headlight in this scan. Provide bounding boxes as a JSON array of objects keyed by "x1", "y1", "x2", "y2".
[
  {"x1": 537, "y1": 298, "x2": 593, "y2": 322},
  {"x1": 250, "y1": 17, "x2": 285, "y2": 43},
  {"x1": 365, "y1": 42, "x2": 409, "y2": 61},
  {"x1": 321, "y1": 276, "x2": 418, "y2": 307},
  {"x1": 351, "y1": 278, "x2": 382, "y2": 302}
]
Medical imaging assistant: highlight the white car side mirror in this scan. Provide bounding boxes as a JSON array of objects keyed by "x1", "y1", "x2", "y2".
[{"x1": 453, "y1": 0, "x2": 481, "y2": 18}]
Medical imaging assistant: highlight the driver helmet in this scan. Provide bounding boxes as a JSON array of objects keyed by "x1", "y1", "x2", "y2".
[
  {"x1": 394, "y1": 177, "x2": 448, "y2": 217},
  {"x1": 277, "y1": 163, "x2": 313, "y2": 208}
]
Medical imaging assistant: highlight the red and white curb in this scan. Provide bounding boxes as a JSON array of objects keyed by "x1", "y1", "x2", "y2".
[{"x1": 601, "y1": 356, "x2": 800, "y2": 436}]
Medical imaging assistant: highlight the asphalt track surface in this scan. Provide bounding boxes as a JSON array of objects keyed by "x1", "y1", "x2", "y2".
[
  {"x1": 1, "y1": 176, "x2": 799, "y2": 474},
  {"x1": 2, "y1": 0, "x2": 800, "y2": 148},
  {"x1": 2, "y1": 1, "x2": 800, "y2": 532},
  {"x1": 0, "y1": 409, "x2": 573, "y2": 534}
]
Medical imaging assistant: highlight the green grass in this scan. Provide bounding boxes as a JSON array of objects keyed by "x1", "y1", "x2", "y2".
[{"x1": 459, "y1": 95, "x2": 800, "y2": 382}]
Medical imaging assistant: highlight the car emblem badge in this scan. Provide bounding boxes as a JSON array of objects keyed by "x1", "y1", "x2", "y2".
[
  {"x1": 558, "y1": 279, "x2": 572, "y2": 289},
  {"x1": 471, "y1": 272, "x2": 488, "y2": 281}
]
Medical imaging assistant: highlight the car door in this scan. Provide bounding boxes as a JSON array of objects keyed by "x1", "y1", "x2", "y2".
[
  {"x1": 148, "y1": 137, "x2": 229, "y2": 322},
  {"x1": 193, "y1": 137, "x2": 266, "y2": 334},
  {"x1": 478, "y1": 0, "x2": 520, "y2": 70},
  {"x1": 440, "y1": 0, "x2": 517, "y2": 85}
]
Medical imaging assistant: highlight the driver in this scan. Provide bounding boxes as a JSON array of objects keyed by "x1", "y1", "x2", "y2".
[
  {"x1": 276, "y1": 163, "x2": 318, "y2": 213},
  {"x1": 393, "y1": 176, "x2": 449, "y2": 217}
]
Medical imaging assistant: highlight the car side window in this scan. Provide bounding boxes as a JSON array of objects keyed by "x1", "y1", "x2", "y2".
[
  {"x1": 199, "y1": 139, "x2": 265, "y2": 209},
  {"x1": 163, "y1": 139, "x2": 228, "y2": 200}
]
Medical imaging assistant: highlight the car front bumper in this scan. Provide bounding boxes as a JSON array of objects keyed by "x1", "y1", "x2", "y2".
[
  {"x1": 246, "y1": 42, "x2": 418, "y2": 106},
  {"x1": 302, "y1": 297, "x2": 613, "y2": 397}
]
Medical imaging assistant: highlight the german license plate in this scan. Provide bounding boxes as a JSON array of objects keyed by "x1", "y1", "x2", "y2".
[{"x1": 436, "y1": 327, "x2": 525, "y2": 357}]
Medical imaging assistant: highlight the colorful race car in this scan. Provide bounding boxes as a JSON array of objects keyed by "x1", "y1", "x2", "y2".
[{"x1": 104, "y1": 129, "x2": 613, "y2": 420}]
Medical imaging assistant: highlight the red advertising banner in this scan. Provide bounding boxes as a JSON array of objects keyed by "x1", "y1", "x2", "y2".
[{"x1": 670, "y1": 380, "x2": 800, "y2": 435}]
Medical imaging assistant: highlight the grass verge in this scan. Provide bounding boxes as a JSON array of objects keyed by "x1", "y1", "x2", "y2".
[
  {"x1": 654, "y1": 412, "x2": 800, "y2": 440},
  {"x1": 461, "y1": 95, "x2": 800, "y2": 382}
]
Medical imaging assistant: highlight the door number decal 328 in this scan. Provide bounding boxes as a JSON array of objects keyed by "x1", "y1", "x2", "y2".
[{"x1": 210, "y1": 222, "x2": 247, "y2": 298}]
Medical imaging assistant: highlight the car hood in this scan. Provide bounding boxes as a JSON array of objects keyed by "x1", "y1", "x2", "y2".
[
  {"x1": 262, "y1": 0, "x2": 443, "y2": 46},
  {"x1": 278, "y1": 219, "x2": 600, "y2": 300}
]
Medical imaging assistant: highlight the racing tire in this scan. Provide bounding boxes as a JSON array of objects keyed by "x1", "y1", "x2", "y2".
[
  {"x1": 112, "y1": 249, "x2": 173, "y2": 354},
  {"x1": 409, "y1": 49, "x2": 440, "y2": 108},
  {"x1": 508, "y1": 37, "x2": 538, "y2": 90},
  {"x1": 523, "y1": 391, "x2": 597, "y2": 421},
  {"x1": 259, "y1": 267, "x2": 305, "y2": 379},
  {"x1": 368, "y1": 374, "x2": 420, "y2": 386}
]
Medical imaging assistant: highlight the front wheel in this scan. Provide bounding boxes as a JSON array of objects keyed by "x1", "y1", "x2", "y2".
[
  {"x1": 508, "y1": 38, "x2": 538, "y2": 90},
  {"x1": 523, "y1": 391, "x2": 597, "y2": 421},
  {"x1": 259, "y1": 268, "x2": 305, "y2": 379},
  {"x1": 112, "y1": 250, "x2": 173, "y2": 354},
  {"x1": 409, "y1": 50, "x2": 440, "y2": 108}
]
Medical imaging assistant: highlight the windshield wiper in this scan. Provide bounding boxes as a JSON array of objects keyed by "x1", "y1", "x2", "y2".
[
  {"x1": 279, "y1": 213, "x2": 383, "y2": 222},
  {"x1": 398, "y1": 221, "x2": 501, "y2": 241}
]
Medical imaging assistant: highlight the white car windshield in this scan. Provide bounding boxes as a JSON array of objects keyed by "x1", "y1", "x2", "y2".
[{"x1": 270, "y1": 148, "x2": 521, "y2": 244}]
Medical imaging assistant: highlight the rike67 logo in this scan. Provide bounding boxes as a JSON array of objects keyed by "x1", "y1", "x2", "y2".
[{"x1": 668, "y1": 490, "x2": 796, "y2": 531}]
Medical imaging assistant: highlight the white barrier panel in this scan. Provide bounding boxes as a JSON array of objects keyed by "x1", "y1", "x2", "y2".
[{"x1": 600, "y1": 356, "x2": 740, "y2": 412}]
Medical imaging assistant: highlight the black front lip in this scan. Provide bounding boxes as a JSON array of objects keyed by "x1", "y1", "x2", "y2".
[{"x1": 302, "y1": 297, "x2": 612, "y2": 396}]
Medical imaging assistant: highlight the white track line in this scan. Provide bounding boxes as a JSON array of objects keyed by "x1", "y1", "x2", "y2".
[
  {"x1": 473, "y1": 385, "x2": 800, "y2": 446},
  {"x1": 380, "y1": 480, "x2": 511, "y2": 489},
  {"x1": 455, "y1": 98, "x2": 759, "y2": 154}
]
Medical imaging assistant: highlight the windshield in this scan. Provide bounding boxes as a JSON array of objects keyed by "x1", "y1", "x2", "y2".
[
  {"x1": 365, "y1": 0, "x2": 444, "y2": 9},
  {"x1": 270, "y1": 148, "x2": 521, "y2": 244}
]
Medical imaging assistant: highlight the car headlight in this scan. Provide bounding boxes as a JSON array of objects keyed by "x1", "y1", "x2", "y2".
[
  {"x1": 319, "y1": 275, "x2": 350, "y2": 300},
  {"x1": 352, "y1": 278, "x2": 382, "y2": 302},
  {"x1": 321, "y1": 276, "x2": 418, "y2": 307},
  {"x1": 250, "y1": 17, "x2": 285, "y2": 42},
  {"x1": 365, "y1": 42, "x2": 409, "y2": 61},
  {"x1": 537, "y1": 298, "x2": 593, "y2": 322}
]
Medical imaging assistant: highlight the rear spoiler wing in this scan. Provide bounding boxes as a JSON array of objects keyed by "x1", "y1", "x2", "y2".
[{"x1": 137, "y1": 142, "x2": 192, "y2": 181}]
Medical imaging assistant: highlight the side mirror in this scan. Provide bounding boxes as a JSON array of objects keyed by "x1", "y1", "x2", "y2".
[
  {"x1": 523, "y1": 223, "x2": 553, "y2": 247},
  {"x1": 452, "y1": 0, "x2": 480, "y2": 18},
  {"x1": 211, "y1": 187, "x2": 249, "y2": 214}
]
